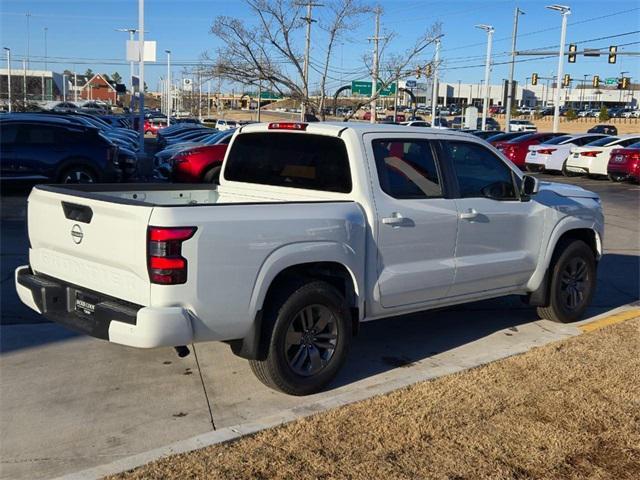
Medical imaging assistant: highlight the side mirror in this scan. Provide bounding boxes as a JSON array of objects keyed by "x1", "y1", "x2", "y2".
[{"x1": 521, "y1": 174, "x2": 539, "y2": 197}]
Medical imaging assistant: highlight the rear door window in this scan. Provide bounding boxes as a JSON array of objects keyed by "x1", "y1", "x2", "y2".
[
  {"x1": 224, "y1": 132, "x2": 352, "y2": 193},
  {"x1": 372, "y1": 139, "x2": 442, "y2": 199}
]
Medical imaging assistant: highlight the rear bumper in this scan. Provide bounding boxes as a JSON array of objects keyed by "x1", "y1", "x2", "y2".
[{"x1": 15, "y1": 266, "x2": 193, "y2": 348}]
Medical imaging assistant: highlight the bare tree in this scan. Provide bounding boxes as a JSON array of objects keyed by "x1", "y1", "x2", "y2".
[{"x1": 206, "y1": 0, "x2": 441, "y2": 121}]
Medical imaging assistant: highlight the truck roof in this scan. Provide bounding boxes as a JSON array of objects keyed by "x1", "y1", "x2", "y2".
[{"x1": 238, "y1": 121, "x2": 478, "y2": 139}]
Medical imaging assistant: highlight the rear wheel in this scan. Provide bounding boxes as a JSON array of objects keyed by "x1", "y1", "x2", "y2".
[
  {"x1": 536, "y1": 240, "x2": 596, "y2": 323},
  {"x1": 249, "y1": 280, "x2": 352, "y2": 395},
  {"x1": 59, "y1": 166, "x2": 98, "y2": 184},
  {"x1": 608, "y1": 173, "x2": 625, "y2": 182},
  {"x1": 202, "y1": 165, "x2": 222, "y2": 184}
]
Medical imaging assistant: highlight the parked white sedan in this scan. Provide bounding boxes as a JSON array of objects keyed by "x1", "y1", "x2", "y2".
[
  {"x1": 524, "y1": 133, "x2": 609, "y2": 173},
  {"x1": 565, "y1": 135, "x2": 640, "y2": 176}
]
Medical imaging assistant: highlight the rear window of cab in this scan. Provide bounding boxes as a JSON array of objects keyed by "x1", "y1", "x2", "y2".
[{"x1": 224, "y1": 132, "x2": 352, "y2": 193}]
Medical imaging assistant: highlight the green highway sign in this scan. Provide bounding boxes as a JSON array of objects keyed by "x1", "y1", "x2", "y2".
[
  {"x1": 260, "y1": 91, "x2": 282, "y2": 100},
  {"x1": 351, "y1": 80, "x2": 397, "y2": 97},
  {"x1": 605, "y1": 78, "x2": 617, "y2": 85}
]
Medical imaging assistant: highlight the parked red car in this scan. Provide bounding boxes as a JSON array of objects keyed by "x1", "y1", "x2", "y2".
[
  {"x1": 171, "y1": 144, "x2": 228, "y2": 183},
  {"x1": 496, "y1": 132, "x2": 566, "y2": 168},
  {"x1": 607, "y1": 144, "x2": 640, "y2": 183},
  {"x1": 144, "y1": 118, "x2": 167, "y2": 136}
]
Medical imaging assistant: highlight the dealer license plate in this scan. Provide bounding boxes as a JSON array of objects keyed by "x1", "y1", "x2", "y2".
[{"x1": 75, "y1": 292, "x2": 98, "y2": 317}]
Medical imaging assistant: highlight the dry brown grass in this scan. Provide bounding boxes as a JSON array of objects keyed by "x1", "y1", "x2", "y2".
[{"x1": 110, "y1": 318, "x2": 640, "y2": 480}]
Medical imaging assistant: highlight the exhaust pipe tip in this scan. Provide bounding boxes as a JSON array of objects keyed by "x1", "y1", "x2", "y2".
[{"x1": 174, "y1": 345, "x2": 190, "y2": 358}]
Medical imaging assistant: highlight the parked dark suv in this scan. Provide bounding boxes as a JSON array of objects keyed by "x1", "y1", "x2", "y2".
[{"x1": 0, "y1": 117, "x2": 120, "y2": 183}]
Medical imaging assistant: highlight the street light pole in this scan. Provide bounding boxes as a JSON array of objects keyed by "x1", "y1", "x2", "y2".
[
  {"x1": 547, "y1": 4, "x2": 570, "y2": 133},
  {"x1": 22, "y1": 59, "x2": 27, "y2": 105},
  {"x1": 506, "y1": 7, "x2": 524, "y2": 130},
  {"x1": 4, "y1": 47, "x2": 11, "y2": 112},
  {"x1": 44, "y1": 27, "x2": 48, "y2": 70},
  {"x1": 431, "y1": 37, "x2": 441, "y2": 126},
  {"x1": 476, "y1": 24, "x2": 494, "y2": 131},
  {"x1": 165, "y1": 49, "x2": 171, "y2": 125},
  {"x1": 138, "y1": 0, "x2": 145, "y2": 152}
]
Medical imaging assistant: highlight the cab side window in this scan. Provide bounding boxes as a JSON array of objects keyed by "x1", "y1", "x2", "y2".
[
  {"x1": 372, "y1": 139, "x2": 442, "y2": 199},
  {"x1": 442, "y1": 141, "x2": 519, "y2": 200}
]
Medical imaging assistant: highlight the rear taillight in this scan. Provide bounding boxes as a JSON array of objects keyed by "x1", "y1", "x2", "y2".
[
  {"x1": 581, "y1": 151, "x2": 599, "y2": 157},
  {"x1": 537, "y1": 148, "x2": 557, "y2": 155},
  {"x1": 148, "y1": 226, "x2": 197, "y2": 284}
]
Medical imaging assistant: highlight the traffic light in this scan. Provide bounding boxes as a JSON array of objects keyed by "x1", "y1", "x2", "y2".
[
  {"x1": 621, "y1": 77, "x2": 630, "y2": 89},
  {"x1": 568, "y1": 44, "x2": 577, "y2": 63},
  {"x1": 608, "y1": 45, "x2": 617, "y2": 64},
  {"x1": 562, "y1": 74, "x2": 571, "y2": 88},
  {"x1": 425, "y1": 63, "x2": 433, "y2": 77},
  {"x1": 531, "y1": 73, "x2": 538, "y2": 86},
  {"x1": 592, "y1": 75, "x2": 599, "y2": 88}
]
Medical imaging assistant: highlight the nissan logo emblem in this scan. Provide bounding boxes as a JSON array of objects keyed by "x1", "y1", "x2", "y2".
[{"x1": 71, "y1": 224, "x2": 84, "y2": 244}]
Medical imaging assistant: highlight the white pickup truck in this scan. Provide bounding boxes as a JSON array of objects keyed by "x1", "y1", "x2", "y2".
[{"x1": 16, "y1": 122, "x2": 604, "y2": 395}]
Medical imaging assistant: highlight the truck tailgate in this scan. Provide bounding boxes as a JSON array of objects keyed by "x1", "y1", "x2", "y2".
[{"x1": 27, "y1": 187, "x2": 153, "y2": 306}]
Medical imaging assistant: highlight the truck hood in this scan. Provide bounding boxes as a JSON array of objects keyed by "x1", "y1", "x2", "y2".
[{"x1": 538, "y1": 181, "x2": 600, "y2": 199}]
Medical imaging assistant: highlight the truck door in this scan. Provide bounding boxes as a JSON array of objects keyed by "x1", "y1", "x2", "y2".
[
  {"x1": 365, "y1": 134, "x2": 459, "y2": 310},
  {"x1": 438, "y1": 139, "x2": 542, "y2": 296}
]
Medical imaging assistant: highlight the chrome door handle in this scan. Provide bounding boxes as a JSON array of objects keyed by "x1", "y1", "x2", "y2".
[
  {"x1": 382, "y1": 212, "x2": 404, "y2": 225},
  {"x1": 458, "y1": 208, "x2": 479, "y2": 220}
]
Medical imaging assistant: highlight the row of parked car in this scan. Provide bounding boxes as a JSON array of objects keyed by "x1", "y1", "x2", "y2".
[
  {"x1": 476, "y1": 130, "x2": 640, "y2": 183},
  {"x1": 0, "y1": 112, "x2": 140, "y2": 183}
]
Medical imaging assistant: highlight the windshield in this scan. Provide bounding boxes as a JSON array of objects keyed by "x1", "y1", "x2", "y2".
[
  {"x1": 203, "y1": 131, "x2": 227, "y2": 145},
  {"x1": 541, "y1": 135, "x2": 572, "y2": 145},
  {"x1": 585, "y1": 136, "x2": 618, "y2": 147}
]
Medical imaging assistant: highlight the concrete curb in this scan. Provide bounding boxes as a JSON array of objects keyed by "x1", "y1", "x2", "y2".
[{"x1": 53, "y1": 303, "x2": 640, "y2": 480}]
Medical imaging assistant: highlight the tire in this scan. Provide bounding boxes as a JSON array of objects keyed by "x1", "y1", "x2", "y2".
[
  {"x1": 608, "y1": 173, "x2": 624, "y2": 183},
  {"x1": 202, "y1": 165, "x2": 222, "y2": 184},
  {"x1": 536, "y1": 239, "x2": 596, "y2": 323},
  {"x1": 249, "y1": 280, "x2": 352, "y2": 395},
  {"x1": 58, "y1": 165, "x2": 98, "y2": 184}
]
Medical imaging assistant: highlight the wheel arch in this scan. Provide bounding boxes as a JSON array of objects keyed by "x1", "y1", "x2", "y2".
[
  {"x1": 230, "y1": 241, "x2": 364, "y2": 360},
  {"x1": 526, "y1": 221, "x2": 602, "y2": 306}
]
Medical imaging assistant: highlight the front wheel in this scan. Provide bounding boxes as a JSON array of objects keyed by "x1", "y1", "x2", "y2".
[
  {"x1": 249, "y1": 280, "x2": 352, "y2": 395},
  {"x1": 537, "y1": 240, "x2": 596, "y2": 323}
]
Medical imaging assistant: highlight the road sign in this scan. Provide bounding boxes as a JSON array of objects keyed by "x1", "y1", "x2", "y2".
[
  {"x1": 126, "y1": 40, "x2": 157, "y2": 62},
  {"x1": 183, "y1": 78, "x2": 193, "y2": 91},
  {"x1": 605, "y1": 78, "x2": 617, "y2": 85},
  {"x1": 351, "y1": 80, "x2": 397, "y2": 97},
  {"x1": 405, "y1": 80, "x2": 417, "y2": 88},
  {"x1": 260, "y1": 91, "x2": 282, "y2": 100}
]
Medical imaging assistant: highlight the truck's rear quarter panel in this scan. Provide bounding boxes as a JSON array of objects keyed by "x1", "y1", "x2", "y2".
[{"x1": 148, "y1": 201, "x2": 366, "y2": 342}]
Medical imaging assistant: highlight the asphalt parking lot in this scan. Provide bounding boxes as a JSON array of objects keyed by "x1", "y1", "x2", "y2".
[{"x1": 1, "y1": 175, "x2": 638, "y2": 480}]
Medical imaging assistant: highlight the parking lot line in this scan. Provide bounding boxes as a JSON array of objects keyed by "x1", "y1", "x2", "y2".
[{"x1": 579, "y1": 308, "x2": 640, "y2": 333}]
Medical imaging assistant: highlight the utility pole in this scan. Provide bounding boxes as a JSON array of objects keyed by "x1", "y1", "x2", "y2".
[
  {"x1": 369, "y1": 6, "x2": 383, "y2": 124},
  {"x1": 506, "y1": 7, "x2": 524, "y2": 130},
  {"x1": 431, "y1": 37, "x2": 441, "y2": 126},
  {"x1": 257, "y1": 77, "x2": 262, "y2": 122},
  {"x1": 74, "y1": 71, "x2": 78, "y2": 102},
  {"x1": 476, "y1": 24, "x2": 494, "y2": 131},
  {"x1": 393, "y1": 67, "x2": 399, "y2": 122},
  {"x1": 207, "y1": 81, "x2": 211, "y2": 118},
  {"x1": 63, "y1": 74, "x2": 67, "y2": 102},
  {"x1": 4, "y1": 47, "x2": 11, "y2": 112},
  {"x1": 297, "y1": 0, "x2": 322, "y2": 121},
  {"x1": 22, "y1": 59, "x2": 27, "y2": 105},
  {"x1": 198, "y1": 68, "x2": 202, "y2": 121},
  {"x1": 165, "y1": 50, "x2": 171, "y2": 125},
  {"x1": 26, "y1": 12, "x2": 31, "y2": 69},
  {"x1": 138, "y1": 0, "x2": 145, "y2": 152},
  {"x1": 44, "y1": 27, "x2": 48, "y2": 70},
  {"x1": 547, "y1": 4, "x2": 570, "y2": 133}
]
